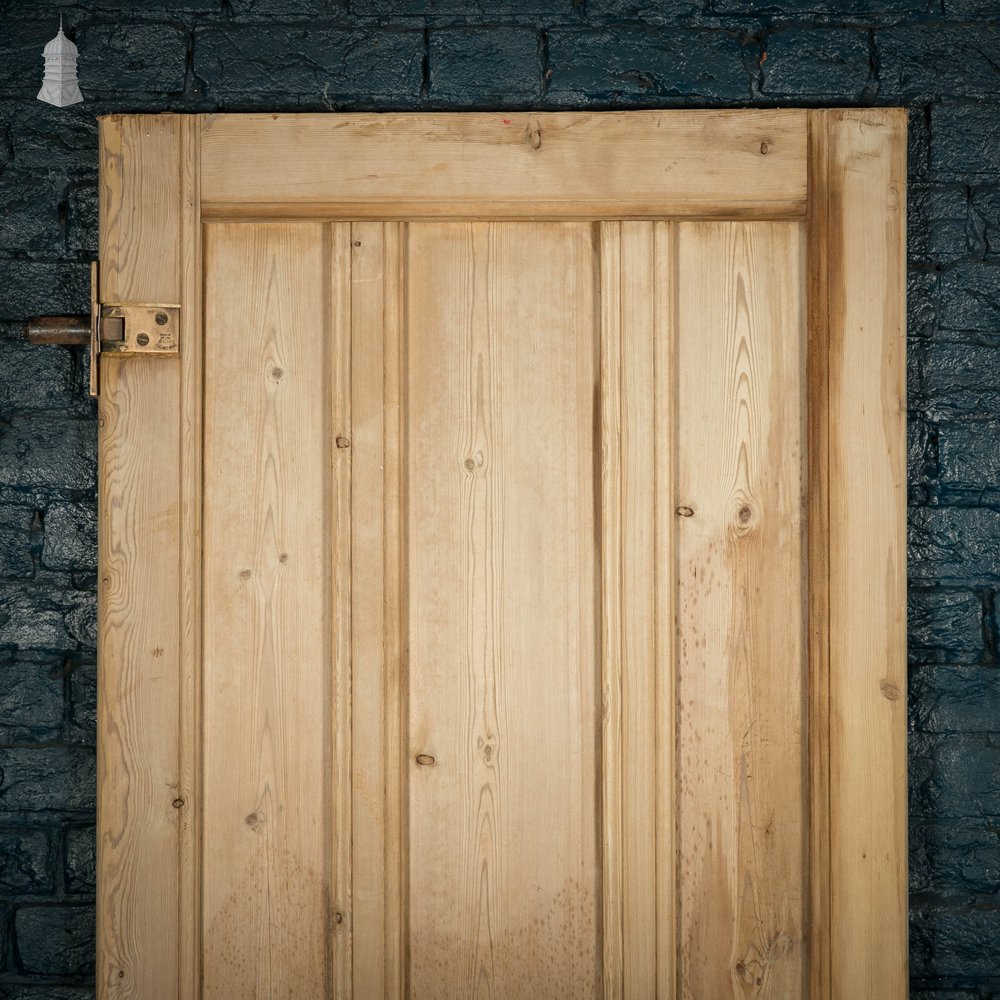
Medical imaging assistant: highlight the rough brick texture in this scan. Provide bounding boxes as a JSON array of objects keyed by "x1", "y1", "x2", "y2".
[{"x1": 0, "y1": 1, "x2": 998, "y2": 995}]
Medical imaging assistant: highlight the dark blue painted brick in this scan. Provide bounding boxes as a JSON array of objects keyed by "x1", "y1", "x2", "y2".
[
  {"x1": 351, "y1": 0, "x2": 576, "y2": 13},
  {"x1": 0, "y1": 506, "x2": 36, "y2": 580},
  {"x1": 15, "y1": 904, "x2": 95, "y2": 977},
  {"x1": 66, "y1": 182, "x2": 98, "y2": 260},
  {"x1": 547, "y1": 27, "x2": 752, "y2": 104},
  {"x1": 912, "y1": 339, "x2": 1000, "y2": 421},
  {"x1": 0, "y1": 586, "x2": 77, "y2": 651},
  {"x1": 194, "y1": 26, "x2": 424, "y2": 103},
  {"x1": 910, "y1": 899, "x2": 1000, "y2": 978},
  {"x1": 0, "y1": 20, "x2": 60, "y2": 99},
  {"x1": 709, "y1": 0, "x2": 930, "y2": 16},
  {"x1": 42, "y1": 502, "x2": 96, "y2": 573},
  {"x1": 910, "y1": 506, "x2": 1000, "y2": 584},
  {"x1": 62, "y1": 590, "x2": 96, "y2": 652},
  {"x1": 878, "y1": 25, "x2": 1000, "y2": 101},
  {"x1": 68, "y1": 662, "x2": 96, "y2": 741},
  {"x1": 938, "y1": 421, "x2": 1000, "y2": 495},
  {"x1": 909, "y1": 105, "x2": 930, "y2": 182},
  {"x1": 944, "y1": 0, "x2": 1000, "y2": 16},
  {"x1": 0, "y1": 987, "x2": 96, "y2": 1000},
  {"x1": 0, "y1": 338, "x2": 75, "y2": 416},
  {"x1": 939, "y1": 263, "x2": 1000, "y2": 336},
  {"x1": 584, "y1": 0, "x2": 703, "y2": 18},
  {"x1": 0, "y1": 747, "x2": 95, "y2": 814},
  {"x1": 911, "y1": 665, "x2": 1000, "y2": 733},
  {"x1": 0, "y1": 100, "x2": 97, "y2": 176},
  {"x1": 0, "y1": 418, "x2": 96, "y2": 492},
  {"x1": 0, "y1": 828, "x2": 52, "y2": 895},
  {"x1": 76, "y1": 23, "x2": 189, "y2": 98},
  {"x1": 759, "y1": 28, "x2": 871, "y2": 101},
  {"x1": 909, "y1": 187, "x2": 976, "y2": 264},
  {"x1": 908, "y1": 990, "x2": 981, "y2": 1000},
  {"x1": 931, "y1": 104, "x2": 1000, "y2": 183},
  {"x1": 0, "y1": 661, "x2": 64, "y2": 742},
  {"x1": 908, "y1": 590, "x2": 983, "y2": 664},
  {"x1": 0, "y1": 261, "x2": 90, "y2": 325},
  {"x1": 909, "y1": 411, "x2": 937, "y2": 487},
  {"x1": 228, "y1": 0, "x2": 347, "y2": 16},
  {"x1": 2, "y1": 0, "x2": 217, "y2": 13},
  {"x1": 911, "y1": 817, "x2": 1000, "y2": 897},
  {"x1": 910, "y1": 732, "x2": 1000, "y2": 818},
  {"x1": 908, "y1": 268, "x2": 939, "y2": 340},
  {"x1": 0, "y1": 172, "x2": 67, "y2": 257},
  {"x1": 430, "y1": 29, "x2": 540, "y2": 103},
  {"x1": 970, "y1": 188, "x2": 1000, "y2": 261},
  {"x1": 64, "y1": 826, "x2": 95, "y2": 896}
]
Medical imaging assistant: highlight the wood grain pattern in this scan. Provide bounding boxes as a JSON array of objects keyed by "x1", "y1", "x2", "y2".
[
  {"x1": 806, "y1": 110, "x2": 833, "y2": 1000},
  {"x1": 201, "y1": 223, "x2": 335, "y2": 998},
  {"x1": 177, "y1": 114, "x2": 204, "y2": 1000},
  {"x1": 406, "y1": 222, "x2": 600, "y2": 999},
  {"x1": 599, "y1": 221, "x2": 673, "y2": 998},
  {"x1": 675, "y1": 222, "x2": 807, "y2": 999},
  {"x1": 97, "y1": 114, "x2": 185, "y2": 1000},
  {"x1": 653, "y1": 220, "x2": 678, "y2": 1000},
  {"x1": 200, "y1": 111, "x2": 808, "y2": 219},
  {"x1": 351, "y1": 221, "x2": 407, "y2": 998},
  {"x1": 823, "y1": 108, "x2": 908, "y2": 1000}
]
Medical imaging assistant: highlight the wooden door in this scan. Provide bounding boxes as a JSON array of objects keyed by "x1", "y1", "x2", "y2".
[{"x1": 96, "y1": 110, "x2": 907, "y2": 1000}]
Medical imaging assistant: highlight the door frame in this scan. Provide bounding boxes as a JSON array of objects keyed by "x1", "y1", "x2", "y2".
[{"x1": 96, "y1": 109, "x2": 907, "y2": 999}]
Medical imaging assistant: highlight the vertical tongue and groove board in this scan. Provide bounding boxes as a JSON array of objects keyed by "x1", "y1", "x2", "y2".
[{"x1": 96, "y1": 110, "x2": 906, "y2": 1000}]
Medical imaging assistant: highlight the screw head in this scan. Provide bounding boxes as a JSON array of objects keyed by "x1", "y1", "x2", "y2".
[
  {"x1": 136, "y1": 332, "x2": 149, "y2": 347},
  {"x1": 155, "y1": 312, "x2": 169, "y2": 326}
]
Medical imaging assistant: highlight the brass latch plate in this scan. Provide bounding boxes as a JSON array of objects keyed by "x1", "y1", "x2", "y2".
[
  {"x1": 100, "y1": 304, "x2": 180, "y2": 356},
  {"x1": 88, "y1": 261, "x2": 180, "y2": 397}
]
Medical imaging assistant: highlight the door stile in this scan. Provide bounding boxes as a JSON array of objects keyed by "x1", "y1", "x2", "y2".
[
  {"x1": 820, "y1": 109, "x2": 908, "y2": 1000},
  {"x1": 97, "y1": 113, "x2": 190, "y2": 1000}
]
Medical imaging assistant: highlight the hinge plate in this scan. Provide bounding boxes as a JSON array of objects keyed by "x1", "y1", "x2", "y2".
[{"x1": 88, "y1": 261, "x2": 180, "y2": 397}]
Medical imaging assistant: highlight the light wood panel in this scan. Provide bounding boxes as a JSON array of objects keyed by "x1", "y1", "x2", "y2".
[
  {"x1": 405, "y1": 222, "x2": 601, "y2": 999},
  {"x1": 675, "y1": 221, "x2": 807, "y2": 998},
  {"x1": 823, "y1": 109, "x2": 908, "y2": 1000},
  {"x1": 200, "y1": 111, "x2": 808, "y2": 220},
  {"x1": 97, "y1": 114, "x2": 186, "y2": 1000},
  {"x1": 201, "y1": 223, "x2": 339, "y2": 998}
]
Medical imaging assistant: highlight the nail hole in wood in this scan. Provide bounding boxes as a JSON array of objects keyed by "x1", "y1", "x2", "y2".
[{"x1": 336, "y1": 436, "x2": 350, "y2": 449}]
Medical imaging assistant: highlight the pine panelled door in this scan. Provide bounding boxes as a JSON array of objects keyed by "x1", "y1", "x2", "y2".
[{"x1": 94, "y1": 110, "x2": 906, "y2": 1000}]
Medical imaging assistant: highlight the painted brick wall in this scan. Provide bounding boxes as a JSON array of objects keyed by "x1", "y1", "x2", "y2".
[{"x1": 0, "y1": 1, "x2": 997, "y2": 996}]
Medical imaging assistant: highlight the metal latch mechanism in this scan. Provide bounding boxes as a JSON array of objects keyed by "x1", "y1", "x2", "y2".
[
  {"x1": 24, "y1": 262, "x2": 180, "y2": 397},
  {"x1": 88, "y1": 262, "x2": 179, "y2": 396}
]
